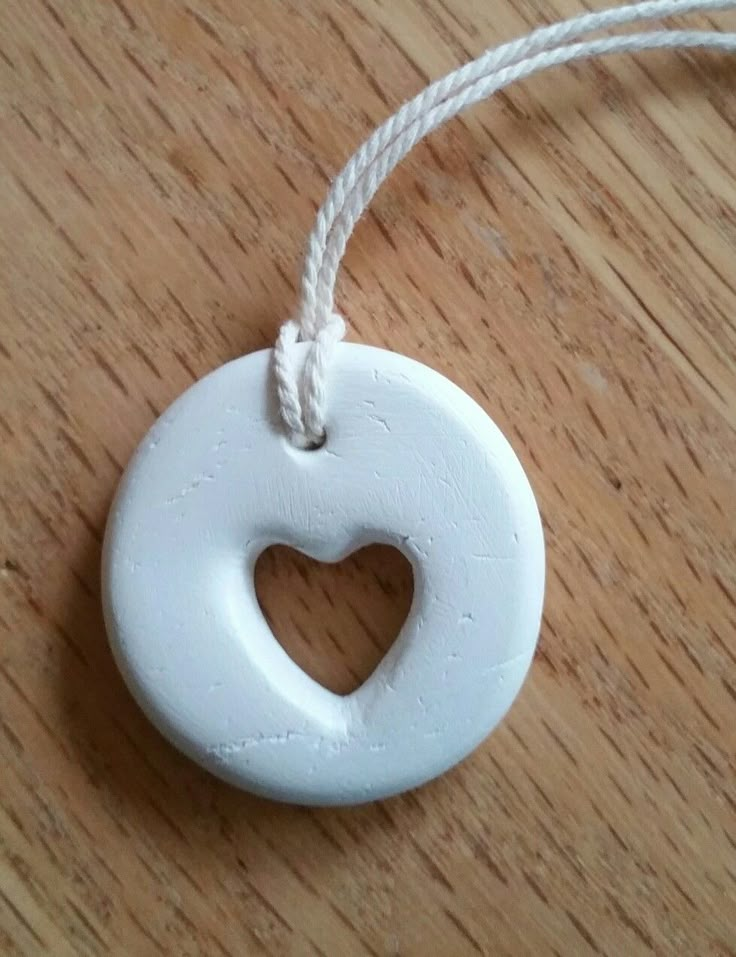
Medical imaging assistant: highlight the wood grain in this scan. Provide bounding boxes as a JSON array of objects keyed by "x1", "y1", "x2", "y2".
[{"x1": 1, "y1": 1, "x2": 735, "y2": 954}]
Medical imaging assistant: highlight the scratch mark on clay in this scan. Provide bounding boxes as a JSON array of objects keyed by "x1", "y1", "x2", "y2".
[
  {"x1": 368, "y1": 413, "x2": 391, "y2": 432},
  {"x1": 481, "y1": 651, "x2": 530, "y2": 675},
  {"x1": 209, "y1": 729, "x2": 350, "y2": 761},
  {"x1": 400, "y1": 534, "x2": 429, "y2": 557},
  {"x1": 165, "y1": 473, "x2": 216, "y2": 504},
  {"x1": 209, "y1": 730, "x2": 311, "y2": 759}
]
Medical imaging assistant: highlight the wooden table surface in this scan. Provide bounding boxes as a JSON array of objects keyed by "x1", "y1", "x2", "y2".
[{"x1": 1, "y1": 1, "x2": 735, "y2": 954}]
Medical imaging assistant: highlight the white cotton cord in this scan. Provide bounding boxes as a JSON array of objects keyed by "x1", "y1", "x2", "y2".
[
  {"x1": 273, "y1": 319, "x2": 304, "y2": 440},
  {"x1": 301, "y1": 313, "x2": 346, "y2": 443},
  {"x1": 273, "y1": 313, "x2": 346, "y2": 447},
  {"x1": 314, "y1": 29, "x2": 736, "y2": 318},
  {"x1": 302, "y1": 0, "x2": 736, "y2": 336},
  {"x1": 273, "y1": 2, "x2": 736, "y2": 447}
]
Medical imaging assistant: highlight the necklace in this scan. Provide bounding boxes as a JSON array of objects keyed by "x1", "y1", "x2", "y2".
[{"x1": 102, "y1": 0, "x2": 736, "y2": 805}]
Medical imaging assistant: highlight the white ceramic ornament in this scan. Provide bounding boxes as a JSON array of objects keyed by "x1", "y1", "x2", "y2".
[
  {"x1": 103, "y1": 344, "x2": 544, "y2": 804},
  {"x1": 103, "y1": 1, "x2": 733, "y2": 803}
]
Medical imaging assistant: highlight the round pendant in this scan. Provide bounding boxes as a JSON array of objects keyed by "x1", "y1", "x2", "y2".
[{"x1": 103, "y1": 344, "x2": 545, "y2": 805}]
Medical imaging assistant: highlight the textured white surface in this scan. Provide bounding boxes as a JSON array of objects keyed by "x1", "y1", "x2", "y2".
[{"x1": 103, "y1": 344, "x2": 545, "y2": 805}]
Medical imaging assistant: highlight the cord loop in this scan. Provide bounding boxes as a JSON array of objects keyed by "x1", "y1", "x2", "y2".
[{"x1": 273, "y1": 0, "x2": 736, "y2": 444}]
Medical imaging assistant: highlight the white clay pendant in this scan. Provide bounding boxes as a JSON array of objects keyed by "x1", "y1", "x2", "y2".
[
  {"x1": 101, "y1": 0, "x2": 736, "y2": 804},
  {"x1": 103, "y1": 344, "x2": 544, "y2": 805}
]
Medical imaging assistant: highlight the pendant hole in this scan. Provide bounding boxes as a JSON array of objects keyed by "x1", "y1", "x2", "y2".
[
  {"x1": 288, "y1": 430, "x2": 327, "y2": 452},
  {"x1": 255, "y1": 544, "x2": 413, "y2": 695},
  {"x1": 304, "y1": 431, "x2": 327, "y2": 451}
]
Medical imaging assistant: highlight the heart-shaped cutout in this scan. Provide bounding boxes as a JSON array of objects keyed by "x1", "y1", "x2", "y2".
[{"x1": 255, "y1": 544, "x2": 414, "y2": 695}]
